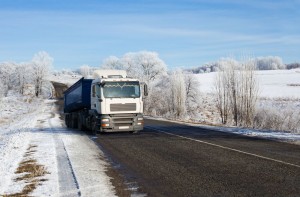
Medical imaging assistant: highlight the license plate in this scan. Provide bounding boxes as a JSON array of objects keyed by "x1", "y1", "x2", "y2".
[{"x1": 119, "y1": 126, "x2": 129, "y2": 129}]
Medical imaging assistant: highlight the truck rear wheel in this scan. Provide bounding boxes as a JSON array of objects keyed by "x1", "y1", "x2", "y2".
[
  {"x1": 65, "y1": 114, "x2": 69, "y2": 128},
  {"x1": 91, "y1": 117, "x2": 98, "y2": 135},
  {"x1": 78, "y1": 116, "x2": 84, "y2": 131},
  {"x1": 71, "y1": 113, "x2": 78, "y2": 129}
]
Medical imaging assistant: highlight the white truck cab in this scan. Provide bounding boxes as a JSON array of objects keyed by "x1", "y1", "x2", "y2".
[{"x1": 89, "y1": 70, "x2": 147, "y2": 133}]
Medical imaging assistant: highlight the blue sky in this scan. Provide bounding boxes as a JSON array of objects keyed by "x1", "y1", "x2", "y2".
[{"x1": 0, "y1": 0, "x2": 299, "y2": 70}]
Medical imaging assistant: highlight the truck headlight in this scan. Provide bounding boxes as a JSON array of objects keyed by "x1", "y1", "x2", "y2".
[
  {"x1": 137, "y1": 117, "x2": 144, "y2": 125},
  {"x1": 102, "y1": 118, "x2": 109, "y2": 122}
]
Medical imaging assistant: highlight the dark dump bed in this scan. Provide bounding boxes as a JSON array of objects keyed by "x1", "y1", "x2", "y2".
[{"x1": 64, "y1": 78, "x2": 93, "y2": 113}]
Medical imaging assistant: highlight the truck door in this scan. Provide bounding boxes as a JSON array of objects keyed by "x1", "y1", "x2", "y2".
[
  {"x1": 91, "y1": 84, "x2": 101, "y2": 113},
  {"x1": 91, "y1": 84, "x2": 97, "y2": 111}
]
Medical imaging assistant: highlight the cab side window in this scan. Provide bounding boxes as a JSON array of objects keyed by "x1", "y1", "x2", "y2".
[{"x1": 96, "y1": 85, "x2": 100, "y2": 98}]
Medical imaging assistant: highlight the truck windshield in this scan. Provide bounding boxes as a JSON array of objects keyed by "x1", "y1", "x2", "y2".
[{"x1": 102, "y1": 81, "x2": 140, "y2": 98}]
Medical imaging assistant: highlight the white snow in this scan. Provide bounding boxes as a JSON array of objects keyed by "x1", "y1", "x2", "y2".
[
  {"x1": 48, "y1": 73, "x2": 81, "y2": 86},
  {"x1": 197, "y1": 69, "x2": 300, "y2": 98},
  {"x1": 0, "y1": 96, "x2": 116, "y2": 196}
]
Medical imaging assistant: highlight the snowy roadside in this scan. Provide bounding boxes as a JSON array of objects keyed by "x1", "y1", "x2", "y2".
[
  {"x1": 146, "y1": 116, "x2": 300, "y2": 145},
  {"x1": 0, "y1": 99, "x2": 116, "y2": 196}
]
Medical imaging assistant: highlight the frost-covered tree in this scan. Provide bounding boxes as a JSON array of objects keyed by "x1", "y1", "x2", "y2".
[
  {"x1": 286, "y1": 62, "x2": 300, "y2": 69},
  {"x1": 101, "y1": 56, "x2": 122, "y2": 70},
  {"x1": 0, "y1": 62, "x2": 17, "y2": 95},
  {"x1": 15, "y1": 62, "x2": 33, "y2": 94},
  {"x1": 146, "y1": 76, "x2": 172, "y2": 116},
  {"x1": 170, "y1": 70, "x2": 186, "y2": 119},
  {"x1": 130, "y1": 51, "x2": 168, "y2": 115},
  {"x1": 100, "y1": 51, "x2": 167, "y2": 85},
  {"x1": 32, "y1": 51, "x2": 53, "y2": 97},
  {"x1": 214, "y1": 57, "x2": 259, "y2": 126},
  {"x1": 120, "y1": 52, "x2": 137, "y2": 76},
  {"x1": 255, "y1": 56, "x2": 285, "y2": 70},
  {"x1": 185, "y1": 73, "x2": 201, "y2": 116},
  {"x1": 214, "y1": 58, "x2": 236, "y2": 124},
  {"x1": 128, "y1": 51, "x2": 167, "y2": 85},
  {"x1": 79, "y1": 65, "x2": 92, "y2": 78},
  {"x1": 0, "y1": 80, "x2": 5, "y2": 98},
  {"x1": 237, "y1": 58, "x2": 259, "y2": 127}
]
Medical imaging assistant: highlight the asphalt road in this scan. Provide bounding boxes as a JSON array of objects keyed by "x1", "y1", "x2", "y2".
[{"x1": 95, "y1": 118, "x2": 300, "y2": 197}]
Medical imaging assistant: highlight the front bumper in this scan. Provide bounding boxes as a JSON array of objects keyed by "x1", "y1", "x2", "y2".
[{"x1": 100, "y1": 113, "x2": 143, "y2": 132}]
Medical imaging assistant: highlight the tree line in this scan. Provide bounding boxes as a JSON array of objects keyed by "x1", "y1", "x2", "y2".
[
  {"x1": 1, "y1": 50, "x2": 298, "y2": 132},
  {"x1": 186, "y1": 56, "x2": 300, "y2": 74},
  {"x1": 0, "y1": 51, "x2": 53, "y2": 98}
]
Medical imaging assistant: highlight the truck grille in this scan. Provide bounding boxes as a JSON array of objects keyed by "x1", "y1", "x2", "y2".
[
  {"x1": 112, "y1": 116, "x2": 134, "y2": 127},
  {"x1": 110, "y1": 103, "x2": 136, "y2": 112}
]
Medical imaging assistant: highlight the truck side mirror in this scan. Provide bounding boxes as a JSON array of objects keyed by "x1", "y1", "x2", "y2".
[{"x1": 144, "y1": 84, "x2": 148, "y2": 96}]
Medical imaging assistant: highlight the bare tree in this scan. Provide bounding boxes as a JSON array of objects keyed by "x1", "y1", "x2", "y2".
[
  {"x1": 237, "y1": 58, "x2": 259, "y2": 127},
  {"x1": 32, "y1": 51, "x2": 53, "y2": 97},
  {"x1": 0, "y1": 62, "x2": 17, "y2": 96},
  {"x1": 185, "y1": 73, "x2": 201, "y2": 116},
  {"x1": 15, "y1": 62, "x2": 33, "y2": 95},
  {"x1": 214, "y1": 59, "x2": 236, "y2": 124},
  {"x1": 170, "y1": 70, "x2": 186, "y2": 119},
  {"x1": 214, "y1": 57, "x2": 259, "y2": 126}
]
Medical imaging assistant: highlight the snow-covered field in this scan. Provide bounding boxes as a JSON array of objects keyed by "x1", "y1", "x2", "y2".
[
  {"x1": 197, "y1": 69, "x2": 300, "y2": 98},
  {"x1": 0, "y1": 96, "x2": 116, "y2": 196},
  {"x1": 193, "y1": 68, "x2": 300, "y2": 143}
]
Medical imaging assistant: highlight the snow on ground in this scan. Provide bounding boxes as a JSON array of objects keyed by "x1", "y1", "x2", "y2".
[
  {"x1": 0, "y1": 96, "x2": 116, "y2": 196},
  {"x1": 194, "y1": 69, "x2": 300, "y2": 134},
  {"x1": 48, "y1": 73, "x2": 81, "y2": 86},
  {"x1": 197, "y1": 69, "x2": 300, "y2": 98}
]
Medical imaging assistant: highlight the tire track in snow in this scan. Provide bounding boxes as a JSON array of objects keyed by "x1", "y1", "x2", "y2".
[
  {"x1": 47, "y1": 103, "x2": 81, "y2": 197},
  {"x1": 54, "y1": 135, "x2": 81, "y2": 196}
]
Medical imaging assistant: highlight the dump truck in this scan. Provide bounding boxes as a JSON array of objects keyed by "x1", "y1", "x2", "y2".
[{"x1": 64, "y1": 70, "x2": 147, "y2": 134}]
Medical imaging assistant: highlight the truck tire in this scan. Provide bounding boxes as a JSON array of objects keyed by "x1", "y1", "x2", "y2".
[
  {"x1": 71, "y1": 113, "x2": 78, "y2": 129},
  {"x1": 77, "y1": 114, "x2": 87, "y2": 131},
  {"x1": 91, "y1": 117, "x2": 98, "y2": 135},
  {"x1": 65, "y1": 115, "x2": 69, "y2": 128},
  {"x1": 66, "y1": 114, "x2": 71, "y2": 128},
  {"x1": 78, "y1": 117, "x2": 84, "y2": 131}
]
